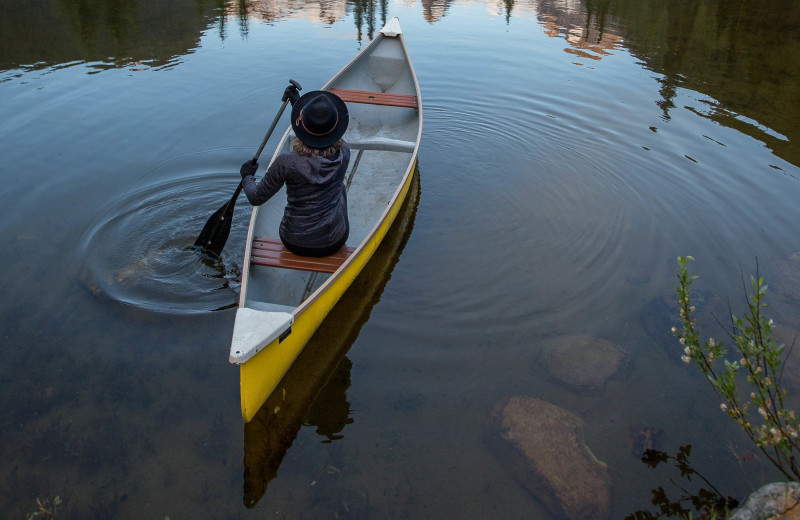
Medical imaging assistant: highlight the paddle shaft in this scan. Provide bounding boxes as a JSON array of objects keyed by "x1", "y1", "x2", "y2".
[
  {"x1": 194, "y1": 89, "x2": 297, "y2": 257},
  {"x1": 235, "y1": 97, "x2": 291, "y2": 211},
  {"x1": 253, "y1": 98, "x2": 290, "y2": 162},
  {"x1": 232, "y1": 97, "x2": 293, "y2": 209}
]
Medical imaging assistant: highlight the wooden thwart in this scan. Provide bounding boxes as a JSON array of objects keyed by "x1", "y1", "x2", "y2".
[
  {"x1": 331, "y1": 88, "x2": 418, "y2": 109},
  {"x1": 250, "y1": 236, "x2": 354, "y2": 273}
]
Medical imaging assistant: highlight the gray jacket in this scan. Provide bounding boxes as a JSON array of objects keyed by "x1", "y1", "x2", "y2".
[{"x1": 242, "y1": 143, "x2": 350, "y2": 250}]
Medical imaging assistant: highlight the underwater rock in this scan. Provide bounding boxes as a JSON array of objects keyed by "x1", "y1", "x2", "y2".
[
  {"x1": 765, "y1": 252, "x2": 800, "y2": 306},
  {"x1": 641, "y1": 295, "x2": 681, "y2": 349},
  {"x1": 538, "y1": 335, "x2": 630, "y2": 394},
  {"x1": 772, "y1": 325, "x2": 800, "y2": 413},
  {"x1": 487, "y1": 396, "x2": 611, "y2": 520},
  {"x1": 628, "y1": 425, "x2": 664, "y2": 458},
  {"x1": 729, "y1": 482, "x2": 800, "y2": 520},
  {"x1": 776, "y1": 326, "x2": 800, "y2": 388},
  {"x1": 641, "y1": 291, "x2": 722, "y2": 363}
]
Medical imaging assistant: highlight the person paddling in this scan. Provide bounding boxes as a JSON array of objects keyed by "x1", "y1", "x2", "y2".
[{"x1": 239, "y1": 90, "x2": 350, "y2": 257}]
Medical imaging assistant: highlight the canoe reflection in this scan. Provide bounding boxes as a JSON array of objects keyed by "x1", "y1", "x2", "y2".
[{"x1": 242, "y1": 168, "x2": 420, "y2": 508}]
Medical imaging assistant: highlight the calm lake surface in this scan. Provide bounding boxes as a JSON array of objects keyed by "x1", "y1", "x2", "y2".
[{"x1": 2, "y1": 0, "x2": 800, "y2": 518}]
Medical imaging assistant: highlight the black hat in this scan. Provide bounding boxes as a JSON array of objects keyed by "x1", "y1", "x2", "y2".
[{"x1": 291, "y1": 91, "x2": 349, "y2": 148}]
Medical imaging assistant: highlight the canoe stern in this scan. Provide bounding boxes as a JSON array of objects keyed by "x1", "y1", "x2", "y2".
[{"x1": 230, "y1": 308, "x2": 294, "y2": 364}]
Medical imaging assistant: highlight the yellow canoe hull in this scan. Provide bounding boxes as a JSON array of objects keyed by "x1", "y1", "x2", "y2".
[{"x1": 239, "y1": 164, "x2": 415, "y2": 422}]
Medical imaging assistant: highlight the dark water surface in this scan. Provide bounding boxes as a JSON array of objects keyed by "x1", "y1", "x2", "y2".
[{"x1": 2, "y1": 0, "x2": 800, "y2": 517}]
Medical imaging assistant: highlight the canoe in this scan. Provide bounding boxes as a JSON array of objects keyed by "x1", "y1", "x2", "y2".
[{"x1": 229, "y1": 17, "x2": 422, "y2": 422}]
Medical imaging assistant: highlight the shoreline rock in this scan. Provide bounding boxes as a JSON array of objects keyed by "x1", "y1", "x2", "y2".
[{"x1": 729, "y1": 482, "x2": 800, "y2": 520}]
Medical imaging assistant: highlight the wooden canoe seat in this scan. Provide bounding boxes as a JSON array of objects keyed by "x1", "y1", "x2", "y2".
[
  {"x1": 250, "y1": 236, "x2": 355, "y2": 273},
  {"x1": 331, "y1": 88, "x2": 418, "y2": 109}
]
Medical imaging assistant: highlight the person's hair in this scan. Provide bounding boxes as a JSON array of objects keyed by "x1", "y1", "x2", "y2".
[{"x1": 293, "y1": 137, "x2": 343, "y2": 159}]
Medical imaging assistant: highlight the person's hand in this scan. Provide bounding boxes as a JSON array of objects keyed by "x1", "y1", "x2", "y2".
[
  {"x1": 282, "y1": 85, "x2": 300, "y2": 106},
  {"x1": 240, "y1": 159, "x2": 258, "y2": 179}
]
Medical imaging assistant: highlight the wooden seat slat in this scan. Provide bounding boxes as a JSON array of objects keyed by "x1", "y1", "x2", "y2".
[
  {"x1": 330, "y1": 88, "x2": 418, "y2": 109},
  {"x1": 250, "y1": 236, "x2": 355, "y2": 273}
]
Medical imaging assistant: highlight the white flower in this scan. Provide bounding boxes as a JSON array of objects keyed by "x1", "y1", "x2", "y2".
[
  {"x1": 681, "y1": 355, "x2": 691, "y2": 364},
  {"x1": 720, "y1": 403, "x2": 728, "y2": 412}
]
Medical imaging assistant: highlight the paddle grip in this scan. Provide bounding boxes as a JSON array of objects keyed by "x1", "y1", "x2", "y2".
[{"x1": 252, "y1": 80, "x2": 301, "y2": 161}]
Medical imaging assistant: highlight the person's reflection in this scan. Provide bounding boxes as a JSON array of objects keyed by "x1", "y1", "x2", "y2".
[{"x1": 304, "y1": 357, "x2": 354, "y2": 442}]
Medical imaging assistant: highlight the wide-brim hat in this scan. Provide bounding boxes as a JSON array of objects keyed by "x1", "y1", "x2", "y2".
[{"x1": 291, "y1": 90, "x2": 349, "y2": 149}]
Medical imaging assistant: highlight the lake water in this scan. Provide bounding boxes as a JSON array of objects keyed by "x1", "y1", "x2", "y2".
[{"x1": 2, "y1": 0, "x2": 800, "y2": 518}]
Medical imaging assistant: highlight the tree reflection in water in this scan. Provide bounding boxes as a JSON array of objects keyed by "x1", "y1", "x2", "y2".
[
  {"x1": 625, "y1": 445, "x2": 740, "y2": 520},
  {"x1": 353, "y1": 0, "x2": 389, "y2": 43}
]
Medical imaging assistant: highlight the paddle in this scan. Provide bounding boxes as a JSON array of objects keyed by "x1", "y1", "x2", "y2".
[{"x1": 194, "y1": 80, "x2": 302, "y2": 258}]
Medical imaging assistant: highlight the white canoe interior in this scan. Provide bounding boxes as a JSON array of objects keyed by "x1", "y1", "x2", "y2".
[{"x1": 230, "y1": 18, "x2": 421, "y2": 364}]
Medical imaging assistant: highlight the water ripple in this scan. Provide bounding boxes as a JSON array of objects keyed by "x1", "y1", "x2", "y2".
[{"x1": 78, "y1": 171, "x2": 250, "y2": 315}]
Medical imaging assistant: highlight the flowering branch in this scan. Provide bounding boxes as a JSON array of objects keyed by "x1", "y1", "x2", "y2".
[{"x1": 674, "y1": 256, "x2": 800, "y2": 481}]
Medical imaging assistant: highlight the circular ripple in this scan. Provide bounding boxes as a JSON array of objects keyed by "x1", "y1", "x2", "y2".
[{"x1": 79, "y1": 170, "x2": 252, "y2": 315}]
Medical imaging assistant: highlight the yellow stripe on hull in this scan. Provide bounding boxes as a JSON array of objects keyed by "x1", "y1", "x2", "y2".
[{"x1": 240, "y1": 166, "x2": 416, "y2": 422}]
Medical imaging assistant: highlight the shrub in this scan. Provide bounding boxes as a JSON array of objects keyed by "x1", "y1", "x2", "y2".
[{"x1": 674, "y1": 256, "x2": 799, "y2": 481}]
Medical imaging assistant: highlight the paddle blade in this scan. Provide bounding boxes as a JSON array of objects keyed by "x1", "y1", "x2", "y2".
[{"x1": 194, "y1": 183, "x2": 242, "y2": 257}]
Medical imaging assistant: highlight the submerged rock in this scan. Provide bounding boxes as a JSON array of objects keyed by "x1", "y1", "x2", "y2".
[
  {"x1": 538, "y1": 335, "x2": 630, "y2": 394},
  {"x1": 769, "y1": 325, "x2": 800, "y2": 414},
  {"x1": 765, "y1": 252, "x2": 800, "y2": 306},
  {"x1": 627, "y1": 425, "x2": 664, "y2": 458},
  {"x1": 729, "y1": 482, "x2": 800, "y2": 520},
  {"x1": 641, "y1": 291, "x2": 723, "y2": 362},
  {"x1": 776, "y1": 326, "x2": 800, "y2": 389},
  {"x1": 641, "y1": 295, "x2": 682, "y2": 350},
  {"x1": 487, "y1": 396, "x2": 611, "y2": 520}
]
